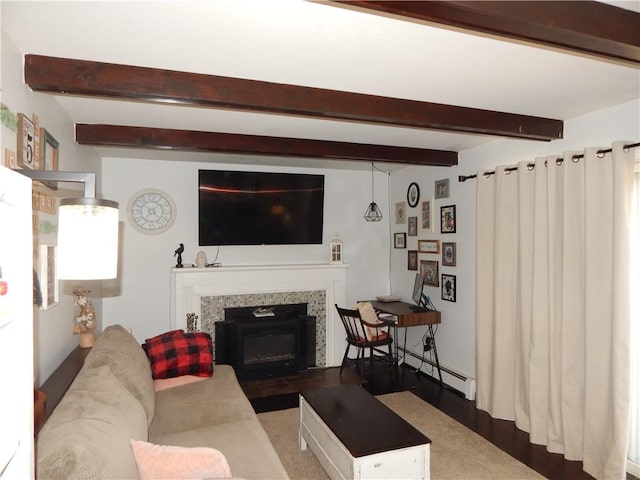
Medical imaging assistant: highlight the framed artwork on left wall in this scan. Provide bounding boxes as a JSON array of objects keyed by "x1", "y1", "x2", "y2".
[
  {"x1": 17, "y1": 113, "x2": 36, "y2": 170},
  {"x1": 39, "y1": 244, "x2": 58, "y2": 310}
]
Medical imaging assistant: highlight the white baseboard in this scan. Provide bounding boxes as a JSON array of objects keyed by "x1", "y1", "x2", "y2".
[
  {"x1": 400, "y1": 348, "x2": 476, "y2": 401},
  {"x1": 628, "y1": 458, "x2": 639, "y2": 478}
]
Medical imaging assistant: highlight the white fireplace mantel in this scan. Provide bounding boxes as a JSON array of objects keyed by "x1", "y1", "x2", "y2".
[{"x1": 170, "y1": 263, "x2": 349, "y2": 367}]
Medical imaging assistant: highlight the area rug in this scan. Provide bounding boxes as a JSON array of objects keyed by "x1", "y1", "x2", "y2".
[{"x1": 257, "y1": 391, "x2": 546, "y2": 480}]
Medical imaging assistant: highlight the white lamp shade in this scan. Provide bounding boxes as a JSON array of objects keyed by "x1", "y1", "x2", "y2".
[{"x1": 57, "y1": 198, "x2": 119, "y2": 280}]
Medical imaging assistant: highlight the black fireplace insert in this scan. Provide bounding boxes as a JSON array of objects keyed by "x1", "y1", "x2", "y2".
[{"x1": 215, "y1": 303, "x2": 316, "y2": 380}]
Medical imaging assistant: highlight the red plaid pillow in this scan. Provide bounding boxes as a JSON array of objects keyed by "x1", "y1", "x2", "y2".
[
  {"x1": 143, "y1": 331, "x2": 213, "y2": 380},
  {"x1": 144, "y1": 329, "x2": 183, "y2": 344}
]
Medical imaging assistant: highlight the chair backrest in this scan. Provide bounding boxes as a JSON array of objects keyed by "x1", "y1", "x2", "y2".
[
  {"x1": 336, "y1": 304, "x2": 392, "y2": 344},
  {"x1": 335, "y1": 305, "x2": 368, "y2": 343}
]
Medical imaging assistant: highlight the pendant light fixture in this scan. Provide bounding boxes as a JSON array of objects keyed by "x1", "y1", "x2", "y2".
[{"x1": 364, "y1": 162, "x2": 383, "y2": 222}]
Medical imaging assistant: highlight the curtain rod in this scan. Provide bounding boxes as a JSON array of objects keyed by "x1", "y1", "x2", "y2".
[{"x1": 458, "y1": 142, "x2": 640, "y2": 183}]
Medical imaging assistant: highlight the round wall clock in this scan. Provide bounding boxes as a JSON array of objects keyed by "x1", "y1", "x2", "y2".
[{"x1": 127, "y1": 189, "x2": 176, "y2": 234}]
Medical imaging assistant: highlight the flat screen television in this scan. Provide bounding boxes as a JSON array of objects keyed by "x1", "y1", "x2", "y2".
[{"x1": 198, "y1": 169, "x2": 325, "y2": 246}]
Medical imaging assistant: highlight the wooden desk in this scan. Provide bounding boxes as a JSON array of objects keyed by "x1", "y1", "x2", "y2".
[
  {"x1": 369, "y1": 300, "x2": 441, "y2": 328},
  {"x1": 369, "y1": 300, "x2": 442, "y2": 384}
]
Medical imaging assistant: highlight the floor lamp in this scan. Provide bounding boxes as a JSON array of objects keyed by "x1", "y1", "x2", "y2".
[{"x1": 14, "y1": 170, "x2": 119, "y2": 280}]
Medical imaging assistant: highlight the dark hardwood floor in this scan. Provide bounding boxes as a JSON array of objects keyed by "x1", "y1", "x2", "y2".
[{"x1": 240, "y1": 363, "x2": 595, "y2": 480}]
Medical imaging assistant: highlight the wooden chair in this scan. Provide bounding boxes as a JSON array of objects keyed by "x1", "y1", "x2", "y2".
[{"x1": 335, "y1": 304, "x2": 395, "y2": 384}]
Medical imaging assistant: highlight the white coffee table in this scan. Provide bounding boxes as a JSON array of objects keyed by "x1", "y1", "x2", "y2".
[{"x1": 299, "y1": 385, "x2": 431, "y2": 480}]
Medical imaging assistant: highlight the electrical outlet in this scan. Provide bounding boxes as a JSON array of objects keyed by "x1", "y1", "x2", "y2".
[{"x1": 423, "y1": 337, "x2": 433, "y2": 352}]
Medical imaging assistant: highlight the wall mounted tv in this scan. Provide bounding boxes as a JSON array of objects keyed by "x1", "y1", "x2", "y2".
[{"x1": 198, "y1": 169, "x2": 325, "y2": 246}]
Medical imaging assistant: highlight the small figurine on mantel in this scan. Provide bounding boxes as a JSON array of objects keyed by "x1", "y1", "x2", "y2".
[
  {"x1": 174, "y1": 243, "x2": 185, "y2": 268},
  {"x1": 186, "y1": 313, "x2": 199, "y2": 333}
]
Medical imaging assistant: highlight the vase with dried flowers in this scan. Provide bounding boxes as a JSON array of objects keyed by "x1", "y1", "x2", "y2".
[{"x1": 73, "y1": 285, "x2": 96, "y2": 348}]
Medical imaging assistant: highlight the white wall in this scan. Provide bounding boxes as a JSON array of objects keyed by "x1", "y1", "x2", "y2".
[
  {"x1": 1, "y1": 30, "x2": 103, "y2": 384},
  {"x1": 101, "y1": 157, "x2": 392, "y2": 343},
  {"x1": 389, "y1": 99, "x2": 640, "y2": 392}
]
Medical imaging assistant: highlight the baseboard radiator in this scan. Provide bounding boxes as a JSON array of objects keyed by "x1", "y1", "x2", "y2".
[{"x1": 398, "y1": 346, "x2": 476, "y2": 401}]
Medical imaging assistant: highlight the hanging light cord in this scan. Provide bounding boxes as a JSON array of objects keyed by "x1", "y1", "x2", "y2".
[{"x1": 371, "y1": 162, "x2": 375, "y2": 201}]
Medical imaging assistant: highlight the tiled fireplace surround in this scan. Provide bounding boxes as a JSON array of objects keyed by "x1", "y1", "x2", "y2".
[{"x1": 170, "y1": 264, "x2": 349, "y2": 367}]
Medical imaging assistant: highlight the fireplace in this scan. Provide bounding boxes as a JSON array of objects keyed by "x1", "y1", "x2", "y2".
[
  {"x1": 215, "y1": 303, "x2": 316, "y2": 380},
  {"x1": 170, "y1": 263, "x2": 349, "y2": 367}
]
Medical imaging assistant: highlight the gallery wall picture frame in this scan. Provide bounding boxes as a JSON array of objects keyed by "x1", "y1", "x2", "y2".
[
  {"x1": 418, "y1": 239, "x2": 440, "y2": 254},
  {"x1": 394, "y1": 232, "x2": 406, "y2": 249},
  {"x1": 420, "y1": 199, "x2": 433, "y2": 232},
  {"x1": 442, "y1": 242, "x2": 456, "y2": 266},
  {"x1": 408, "y1": 250, "x2": 418, "y2": 271},
  {"x1": 395, "y1": 201, "x2": 407, "y2": 224},
  {"x1": 407, "y1": 182, "x2": 420, "y2": 208},
  {"x1": 441, "y1": 205, "x2": 456, "y2": 233},
  {"x1": 17, "y1": 113, "x2": 37, "y2": 170},
  {"x1": 408, "y1": 216, "x2": 417, "y2": 236},
  {"x1": 421, "y1": 260, "x2": 439, "y2": 287},
  {"x1": 435, "y1": 178, "x2": 450, "y2": 199},
  {"x1": 441, "y1": 274, "x2": 456, "y2": 302}
]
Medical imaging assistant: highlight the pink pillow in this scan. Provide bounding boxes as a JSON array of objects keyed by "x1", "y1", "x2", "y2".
[
  {"x1": 130, "y1": 439, "x2": 232, "y2": 479},
  {"x1": 153, "y1": 375, "x2": 207, "y2": 392}
]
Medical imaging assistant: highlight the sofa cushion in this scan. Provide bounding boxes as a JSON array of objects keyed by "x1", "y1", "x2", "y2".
[
  {"x1": 83, "y1": 325, "x2": 156, "y2": 425},
  {"x1": 130, "y1": 439, "x2": 232, "y2": 479},
  {"x1": 151, "y1": 418, "x2": 289, "y2": 480},
  {"x1": 143, "y1": 330, "x2": 214, "y2": 379},
  {"x1": 37, "y1": 365, "x2": 148, "y2": 480},
  {"x1": 149, "y1": 365, "x2": 255, "y2": 438}
]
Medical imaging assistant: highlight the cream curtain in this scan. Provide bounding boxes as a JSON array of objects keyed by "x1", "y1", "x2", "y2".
[
  {"x1": 629, "y1": 166, "x2": 640, "y2": 472},
  {"x1": 476, "y1": 141, "x2": 634, "y2": 479}
]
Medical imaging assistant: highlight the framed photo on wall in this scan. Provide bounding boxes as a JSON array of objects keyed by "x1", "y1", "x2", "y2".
[
  {"x1": 442, "y1": 242, "x2": 456, "y2": 266},
  {"x1": 441, "y1": 274, "x2": 456, "y2": 302},
  {"x1": 408, "y1": 250, "x2": 418, "y2": 271},
  {"x1": 421, "y1": 260, "x2": 439, "y2": 287},
  {"x1": 418, "y1": 239, "x2": 439, "y2": 254},
  {"x1": 395, "y1": 201, "x2": 407, "y2": 224},
  {"x1": 408, "y1": 216, "x2": 417, "y2": 236},
  {"x1": 441, "y1": 205, "x2": 456, "y2": 233},
  {"x1": 421, "y1": 199, "x2": 433, "y2": 232},
  {"x1": 394, "y1": 232, "x2": 406, "y2": 249},
  {"x1": 435, "y1": 178, "x2": 449, "y2": 199}
]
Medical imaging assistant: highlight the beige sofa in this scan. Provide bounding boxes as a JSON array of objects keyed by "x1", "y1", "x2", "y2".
[{"x1": 37, "y1": 325, "x2": 289, "y2": 479}]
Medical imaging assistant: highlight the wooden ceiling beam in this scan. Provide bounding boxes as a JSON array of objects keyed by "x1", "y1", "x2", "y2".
[
  {"x1": 75, "y1": 124, "x2": 459, "y2": 166},
  {"x1": 26, "y1": 55, "x2": 562, "y2": 142},
  {"x1": 336, "y1": 1, "x2": 640, "y2": 66}
]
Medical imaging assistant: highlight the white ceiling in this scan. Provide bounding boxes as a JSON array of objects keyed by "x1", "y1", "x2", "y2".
[{"x1": 2, "y1": 0, "x2": 639, "y2": 169}]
